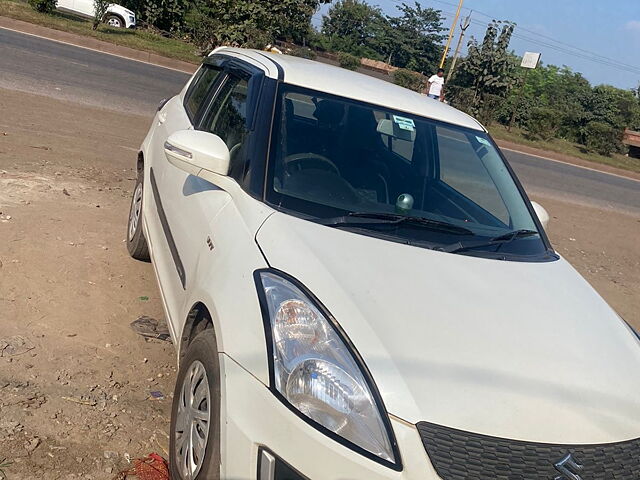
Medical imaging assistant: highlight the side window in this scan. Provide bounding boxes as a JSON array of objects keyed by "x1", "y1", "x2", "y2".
[
  {"x1": 201, "y1": 75, "x2": 250, "y2": 172},
  {"x1": 184, "y1": 66, "x2": 221, "y2": 122},
  {"x1": 436, "y1": 125, "x2": 509, "y2": 223}
]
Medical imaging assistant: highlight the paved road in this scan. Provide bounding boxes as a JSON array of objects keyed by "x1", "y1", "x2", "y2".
[
  {"x1": 0, "y1": 27, "x2": 189, "y2": 114},
  {"x1": 1, "y1": 27, "x2": 638, "y2": 214},
  {"x1": 504, "y1": 149, "x2": 640, "y2": 216}
]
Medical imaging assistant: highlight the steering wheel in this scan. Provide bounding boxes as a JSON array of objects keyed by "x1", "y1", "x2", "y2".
[{"x1": 283, "y1": 153, "x2": 340, "y2": 176}]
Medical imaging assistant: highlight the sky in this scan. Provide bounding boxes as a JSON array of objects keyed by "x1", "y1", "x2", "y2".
[{"x1": 314, "y1": 0, "x2": 640, "y2": 90}]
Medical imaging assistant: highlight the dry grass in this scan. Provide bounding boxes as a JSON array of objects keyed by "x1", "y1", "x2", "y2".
[
  {"x1": 0, "y1": 0, "x2": 200, "y2": 63},
  {"x1": 490, "y1": 125, "x2": 640, "y2": 174}
]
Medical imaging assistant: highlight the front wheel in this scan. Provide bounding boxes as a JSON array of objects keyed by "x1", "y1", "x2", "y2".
[
  {"x1": 105, "y1": 14, "x2": 124, "y2": 28},
  {"x1": 126, "y1": 172, "x2": 150, "y2": 261},
  {"x1": 170, "y1": 329, "x2": 221, "y2": 480}
]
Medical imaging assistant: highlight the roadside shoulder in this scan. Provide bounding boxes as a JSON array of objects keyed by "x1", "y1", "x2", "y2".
[{"x1": 496, "y1": 139, "x2": 640, "y2": 182}]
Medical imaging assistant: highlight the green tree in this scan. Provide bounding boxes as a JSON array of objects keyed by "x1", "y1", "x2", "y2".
[
  {"x1": 184, "y1": 0, "x2": 330, "y2": 54},
  {"x1": 319, "y1": 0, "x2": 445, "y2": 71},
  {"x1": 582, "y1": 85, "x2": 640, "y2": 150},
  {"x1": 511, "y1": 65, "x2": 592, "y2": 142},
  {"x1": 320, "y1": 0, "x2": 387, "y2": 59},
  {"x1": 458, "y1": 22, "x2": 516, "y2": 98},
  {"x1": 450, "y1": 21, "x2": 517, "y2": 122},
  {"x1": 380, "y1": 2, "x2": 445, "y2": 73}
]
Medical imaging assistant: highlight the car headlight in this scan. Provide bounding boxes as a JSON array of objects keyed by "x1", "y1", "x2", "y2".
[{"x1": 256, "y1": 270, "x2": 399, "y2": 467}]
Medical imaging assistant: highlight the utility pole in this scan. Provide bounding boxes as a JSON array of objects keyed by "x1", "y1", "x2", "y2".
[
  {"x1": 439, "y1": 0, "x2": 464, "y2": 69},
  {"x1": 445, "y1": 12, "x2": 471, "y2": 83}
]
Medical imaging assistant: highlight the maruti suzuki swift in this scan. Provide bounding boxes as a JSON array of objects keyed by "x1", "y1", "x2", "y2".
[{"x1": 127, "y1": 47, "x2": 640, "y2": 480}]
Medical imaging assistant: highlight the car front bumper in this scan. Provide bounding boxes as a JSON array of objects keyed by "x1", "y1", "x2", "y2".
[{"x1": 220, "y1": 353, "x2": 442, "y2": 479}]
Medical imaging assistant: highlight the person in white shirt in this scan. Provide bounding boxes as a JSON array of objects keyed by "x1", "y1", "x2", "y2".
[{"x1": 426, "y1": 68, "x2": 445, "y2": 101}]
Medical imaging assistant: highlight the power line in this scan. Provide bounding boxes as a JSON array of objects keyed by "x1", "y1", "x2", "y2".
[
  {"x1": 396, "y1": 0, "x2": 639, "y2": 77},
  {"x1": 313, "y1": 0, "x2": 640, "y2": 77},
  {"x1": 441, "y1": 1, "x2": 638, "y2": 74}
]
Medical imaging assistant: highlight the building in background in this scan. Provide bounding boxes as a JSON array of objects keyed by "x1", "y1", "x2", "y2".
[{"x1": 623, "y1": 129, "x2": 640, "y2": 159}]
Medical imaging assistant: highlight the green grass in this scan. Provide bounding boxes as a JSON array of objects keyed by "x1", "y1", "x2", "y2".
[
  {"x1": 489, "y1": 125, "x2": 640, "y2": 174},
  {"x1": 0, "y1": 0, "x2": 200, "y2": 64}
]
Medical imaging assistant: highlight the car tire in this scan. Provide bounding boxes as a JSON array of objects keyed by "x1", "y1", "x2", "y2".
[
  {"x1": 170, "y1": 329, "x2": 221, "y2": 480},
  {"x1": 105, "y1": 14, "x2": 124, "y2": 28},
  {"x1": 126, "y1": 172, "x2": 150, "y2": 261}
]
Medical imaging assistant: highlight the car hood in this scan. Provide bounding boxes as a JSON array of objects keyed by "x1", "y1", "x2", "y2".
[{"x1": 256, "y1": 212, "x2": 640, "y2": 444}]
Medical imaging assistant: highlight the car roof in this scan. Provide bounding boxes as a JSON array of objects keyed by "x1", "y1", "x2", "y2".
[{"x1": 213, "y1": 47, "x2": 485, "y2": 132}]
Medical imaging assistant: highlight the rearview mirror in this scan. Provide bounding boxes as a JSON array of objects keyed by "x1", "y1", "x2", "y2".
[
  {"x1": 531, "y1": 201, "x2": 549, "y2": 230},
  {"x1": 164, "y1": 130, "x2": 230, "y2": 177}
]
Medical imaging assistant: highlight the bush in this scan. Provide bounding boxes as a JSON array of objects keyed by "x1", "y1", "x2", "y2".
[
  {"x1": 475, "y1": 93, "x2": 504, "y2": 127},
  {"x1": 583, "y1": 121, "x2": 619, "y2": 156},
  {"x1": 393, "y1": 69, "x2": 424, "y2": 93},
  {"x1": 446, "y1": 86, "x2": 474, "y2": 113},
  {"x1": 290, "y1": 47, "x2": 316, "y2": 60},
  {"x1": 183, "y1": 10, "x2": 220, "y2": 56},
  {"x1": 28, "y1": 0, "x2": 57, "y2": 13},
  {"x1": 526, "y1": 107, "x2": 561, "y2": 141},
  {"x1": 496, "y1": 94, "x2": 534, "y2": 128},
  {"x1": 337, "y1": 52, "x2": 360, "y2": 71}
]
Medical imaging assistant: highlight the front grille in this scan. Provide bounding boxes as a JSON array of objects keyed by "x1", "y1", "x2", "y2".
[{"x1": 417, "y1": 421, "x2": 640, "y2": 479}]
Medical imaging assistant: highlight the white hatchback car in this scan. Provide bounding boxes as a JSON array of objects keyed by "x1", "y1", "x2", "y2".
[
  {"x1": 127, "y1": 47, "x2": 640, "y2": 480},
  {"x1": 57, "y1": 0, "x2": 135, "y2": 28}
]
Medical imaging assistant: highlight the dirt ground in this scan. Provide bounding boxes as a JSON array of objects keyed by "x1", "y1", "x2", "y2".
[{"x1": 0, "y1": 88, "x2": 639, "y2": 479}]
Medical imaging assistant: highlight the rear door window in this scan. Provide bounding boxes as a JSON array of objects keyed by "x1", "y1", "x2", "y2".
[{"x1": 184, "y1": 66, "x2": 221, "y2": 123}]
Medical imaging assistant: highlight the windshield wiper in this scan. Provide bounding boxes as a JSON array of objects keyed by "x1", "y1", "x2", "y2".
[
  {"x1": 437, "y1": 229, "x2": 539, "y2": 253},
  {"x1": 315, "y1": 212, "x2": 474, "y2": 235}
]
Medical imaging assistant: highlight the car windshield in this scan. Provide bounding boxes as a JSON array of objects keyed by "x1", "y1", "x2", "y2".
[{"x1": 266, "y1": 84, "x2": 552, "y2": 260}]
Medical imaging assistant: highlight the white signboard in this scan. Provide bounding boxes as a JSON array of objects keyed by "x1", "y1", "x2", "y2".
[{"x1": 521, "y1": 52, "x2": 541, "y2": 69}]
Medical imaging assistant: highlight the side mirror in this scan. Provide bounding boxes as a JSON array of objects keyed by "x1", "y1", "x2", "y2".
[
  {"x1": 531, "y1": 201, "x2": 549, "y2": 230},
  {"x1": 164, "y1": 130, "x2": 230, "y2": 177}
]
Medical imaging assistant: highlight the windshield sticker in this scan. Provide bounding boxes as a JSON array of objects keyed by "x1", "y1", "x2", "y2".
[
  {"x1": 476, "y1": 136, "x2": 491, "y2": 147},
  {"x1": 393, "y1": 115, "x2": 415, "y2": 132}
]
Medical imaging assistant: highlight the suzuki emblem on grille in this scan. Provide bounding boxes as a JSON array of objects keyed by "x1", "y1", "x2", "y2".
[{"x1": 554, "y1": 453, "x2": 583, "y2": 480}]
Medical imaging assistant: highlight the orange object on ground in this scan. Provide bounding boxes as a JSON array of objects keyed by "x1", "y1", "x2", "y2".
[{"x1": 114, "y1": 453, "x2": 169, "y2": 480}]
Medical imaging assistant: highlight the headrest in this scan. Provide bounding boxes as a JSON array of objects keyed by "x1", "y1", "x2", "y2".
[{"x1": 313, "y1": 100, "x2": 345, "y2": 126}]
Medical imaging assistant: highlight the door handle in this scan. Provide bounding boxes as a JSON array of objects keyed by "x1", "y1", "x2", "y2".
[{"x1": 158, "y1": 111, "x2": 167, "y2": 124}]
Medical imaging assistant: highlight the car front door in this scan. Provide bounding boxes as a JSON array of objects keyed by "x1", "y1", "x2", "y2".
[
  {"x1": 145, "y1": 64, "x2": 222, "y2": 330},
  {"x1": 154, "y1": 60, "x2": 262, "y2": 328}
]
